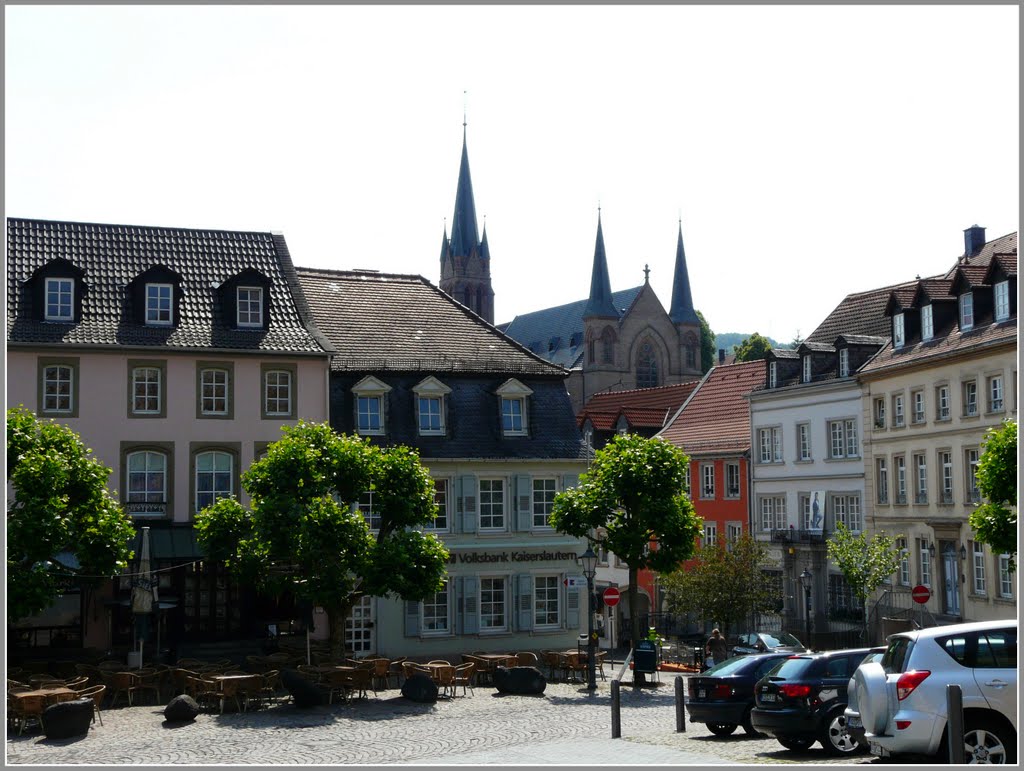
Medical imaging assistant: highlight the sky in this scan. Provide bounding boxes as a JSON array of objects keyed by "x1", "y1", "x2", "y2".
[{"x1": 5, "y1": 5, "x2": 1019, "y2": 344}]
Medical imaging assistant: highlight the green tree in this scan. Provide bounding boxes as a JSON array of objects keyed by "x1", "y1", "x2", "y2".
[
  {"x1": 7, "y1": 406, "x2": 136, "y2": 623},
  {"x1": 696, "y1": 310, "x2": 716, "y2": 373},
  {"x1": 732, "y1": 332, "x2": 774, "y2": 362},
  {"x1": 826, "y1": 523, "x2": 903, "y2": 644},
  {"x1": 550, "y1": 434, "x2": 702, "y2": 680},
  {"x1": 789, "y1": 330, "x2": 804, "y2": 350},
  {"x1": 969, "y1": 420, "x2": 1017, "y2": 569},
  {"x1": 195, "y1": 421, "x2": 449, "y2": 658},
  {"x1": 661, "y1": 533, "x2": 779, "y2": 640}
]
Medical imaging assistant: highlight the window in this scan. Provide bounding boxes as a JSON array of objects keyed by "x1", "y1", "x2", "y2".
[
  {"x1": 768, "y1": 361, "x2": 777, "y2": 388},
  {"x1": 145, "y1": 283, "x2": 173, "y2": 325},
  {"x1": 600, "y1": 327, "x2": 615, "y2": 364},
  {"x1": 897, "y1": 538, "x2": 910, "y2": 586},
  {"x1": 797, "y1": 423, "x2": 811, "y2": 461},
  {"x1": 703, "y1": 521, "x2": 717, "y2": 547},
  {"x1": 972, "y1": 542, "x2": 987, "y2": 595},
  {"x1": 921, "y1": 304, "x2": 934, "y2": 340},
  {"x1": 959, "y1": 292, "x2": 974, "y2": 330},
  {"x1": 892, "y1": 393, "x2": 905, "y2": 427},
  {"x1": 428, "y1": 479, "x2": 449, "y2": 531},
  {"x1": 893, "y1": 312, "x2": 905, "y2": 348},
  {"x1": 894, "y1": 455, "x2": 906, "y2": 504},
  {"x1": 988, "y1": 375, "x2": 1004, "y2": 413},
  {"x1": 130, "y1": 364, "x2": 163, "y2": 416},
  {"x1": 237, "y1": 286, "x2": 263, "y2": 327},
  {"x1": 876, "y1": 458, "x2": 889, "y2": 504},
  {"x1": 421, "y1": 585, "x2": 450, "y2": 634},
  {"x1": 413, "y1": 376, "x2": 451, "y2": 436},
  {"x1": 195, "y1": 450, "x2": 233, "y2": 513},
  {"x1": 998, "y1": 555, "x2": 1013, "y2": 598},
  {"x1": 126, "y1": 450, "x2": 167, "y2": 517},
  {"x1": 263, "y1": 368, "x2": 293, "y2": 418},
  {"x1": 478, "y1": 479, "x2": 505, "y2": 530},
  {"x1": 358, "y1": 490, "x2": 380, "y2": 531},
  {"x1": 534, "y1": 576, "x2": 560, "y2": 627},
  {"x1": 827, "y1": 419, "x2": 858, "y2": 459},
  {"x1": 346, "y1": 596, "x2": 374, "y2": 654},
  {"x1": 42, "y1": 364, "x2": 74, "y2": 413},
  {"x1": 962, "y1": 380, "x2": 978, "y2": 417},
  {"x1": 839, "y1": 348, "x2": 850, "y2": 377},
  {"x1": 532, "y1": 478, "x2": 557, "y2": 528},
  {"x1": 759, "y1": 496, "x2": 786, "y2": 531},
  {"x1": 919, "y1": 540, "x2": 932, "y2": 587},
  {"x1": 758, "y1": 427, "x2": 781, "y2": 464},
  {"x1": 800, "y1": 494, "x2": 812, "y2": 529},
  {"x1": 352, "y1": 374, "x2": 390, "y2": 435},
  {"x1": 965, "y1": 448, "x2": 980, "y2": 503},
  {"x1": 911, "y1": 389, "x2": 925, "y2": 424},
  {"x1": 936, "y1": 385, "x2": 950, "y2": 421},
  {"x1": 636, "y1": 340, "x2": 660, "y2": 389},
  {"x1": 994, "y1": 280, "x2": 1010, "y2": 321},
  {"x1": 725, "y1": 462, "x2": 741, "y2": 498},
  {"x1": 802, "y1": 355, "x2": 812, "y2": 383},
  {"x1": 832, "y1": 494, "x2": 862, "y2": 532},
  {"x1": 44, "y1": 277, "x2": 74, "y2": 321},
  {"x1": 497, "y1": 379, "x2": 532, "y2": 436},
  {"x1": 683, "y1": 464, "x2": 690, "y2": 495},
  {"x1": 480, "y1": 577, "x2": 507, "y2": 631},
  {"x1": 939, "y1": 450, "x2": 954, "y2": 503},
  {"x1": 700, "y1": 463, "x2": 715, "y2": 499},
  {"x1": 726, "y1": 522, "x2": 743, "y2": 543},
  {"x1": 874, "y1": 397, "x2": 886, "y2": 428},
  {"x1": 199, "y1": 368, "x2": 229, "y2": 416},
  {"x1": 913, "y1": 453, "x2": 927, "y2": 503}
]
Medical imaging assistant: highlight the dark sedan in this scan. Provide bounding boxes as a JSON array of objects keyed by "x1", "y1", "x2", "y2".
[
  {"x1": 732, "y1": 631, "x2": 807, "y2": 657},
  {"x1": 686, "y1": 652, "x2": 793, "y2": 736}
]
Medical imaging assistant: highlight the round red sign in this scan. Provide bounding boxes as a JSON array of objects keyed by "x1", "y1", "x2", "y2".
[
  {"x1": 911, "y1": 584, "x2": 932, "y2": 604},
  {"x1": 603, "y1": 586, "x2": 621, "y2": 607}
]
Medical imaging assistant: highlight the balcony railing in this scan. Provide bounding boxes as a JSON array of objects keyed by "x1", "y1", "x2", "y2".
[
  {"x1": 770, "y1": 528, "x2": 826, "y2": 544},
  {"x1": 126, "y1": 502, "x2": 167, "y2": 516},
  {"x1": 940, "y1": 491, "x2": 954, "y2": 504},
  {"x1": 894, "y1": 493, "x2": 907, "y2": 505},
  {"x1": 915, "y1": 493, "x2": 928, "y2": 504}
]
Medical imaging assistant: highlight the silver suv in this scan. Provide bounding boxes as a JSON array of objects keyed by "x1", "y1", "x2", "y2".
[{"x1": 856, "y1": 619, "x2": 1017, "y2": 763}]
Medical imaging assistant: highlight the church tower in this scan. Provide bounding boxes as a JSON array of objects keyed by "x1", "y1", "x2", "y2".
[
  {"x1": 669, "y1": 221, "x2": 702, "y2": 374},
  {"x1": 582, "y1": 211, "x2": 620, "y2": 375},
  {"x1": 439, "y1": 124, "x2": 495, "y2": 324}
]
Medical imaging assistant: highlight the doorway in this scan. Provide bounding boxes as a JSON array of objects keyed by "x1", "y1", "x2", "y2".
[{"x1": 941, "y1": 541, "x2": 960, "y2": 616}]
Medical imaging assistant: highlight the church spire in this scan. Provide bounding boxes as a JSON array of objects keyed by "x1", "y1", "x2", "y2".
[
  {"x1": 583, "y1": 210, "x2": 618, "y2": 318},
  {"x1": 669, "y1": 220, "x2": 699, "y2": 325},
  {"x1": 449, "y1": 125, "x2": 480, "y2": 259}
]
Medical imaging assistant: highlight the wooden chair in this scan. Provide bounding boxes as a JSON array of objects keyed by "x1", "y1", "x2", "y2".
[
  {"x1": 63, "y1": 675, "x2": 90, "y2": 691},
  {"x1": 344, "y1": 667, "x2": 373, "y2": 700},
  {"x1": 427, "y1": 659, "x2": 451, "y2": 666},
  {"x1": 401, "y1": 661, "x2": 419, "y2": 683},
  {"x1": 214, "y1": 678, "x2": 246, "y2": 714},
  {"x1": 369, "y1": 658, "x2": 391, "y2": 691},
  {"x1": 541, "y1": 651, "x2": 562, "y2": 682},
  {"x1": 434, "y1": 665, "x2": 456, "y2": 699},
  {"x1": 135, "y1": 668, "x2": 163, "y2": 705},
  {"x1": 388, "y1": 657, "x2": 408, "y2": 688},
  {"x1": 9, "y1": 692, "x2": 47, "y2": 735},
  {"x1": 259, "y1": 670, "x2": 282, "y2": 706},
  {"x1": 186, "y1": 676, "x2": 218, "y2": 711},
  {"x1": 453, "y1": 662, "x2": 475, "y2": 696},
  {"x1": 75, "y1": 684, "x2": 106, "y2": 725},
  {"x1": 108, "y1": 671, "x2": 140, "y2": 708},
  {"x1": 321, "y1": 669, "x2": 351, "y2": 705},
  {"x1": 595, "y1": 650, "x2": 608, "y2": 681},
  {"x1": 516, "y1": 652, "x2": 539, "y2": 667}
]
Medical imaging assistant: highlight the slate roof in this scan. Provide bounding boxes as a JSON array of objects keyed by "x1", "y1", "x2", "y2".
[
  {"x1": 6, "y1": 217, "x2": 330, "y2": 354},
  {"x1": 577, "y1": 381, "x2": 700, "y2": 431},
  {"x1": 941, "y1": 232, "x2": 1018, "y2": 278},
  {"x1": 806, "y1": 278, "x2": 922, "y2": 343},
  {"x1": 834, "y1": 334, "x2": 887, "y2": 346},
  {"x1": 658, "y1": 360, "x2": 765, "y2": 455},
  {"x1": 296, "y1": 268, "x2": 566, "y2": 375},
  {"x1": 500, "y1": 287, "x2": 644, "y2": 368}
]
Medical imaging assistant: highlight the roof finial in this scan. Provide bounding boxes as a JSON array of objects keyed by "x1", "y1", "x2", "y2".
[
  {"x1": 644, "y1": 264, "x2": 651, "y2": 283},
  {"x1": 463, "y1": 90, "x2": 467, "y2": 130}
]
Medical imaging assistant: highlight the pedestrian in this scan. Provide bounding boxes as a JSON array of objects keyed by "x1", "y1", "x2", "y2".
[{"x1": 704, "y1": 628, "x2": 729, "y2": 669}]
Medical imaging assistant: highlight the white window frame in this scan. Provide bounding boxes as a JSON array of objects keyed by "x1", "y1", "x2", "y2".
[
  {"x1": 893, "y1": 393, "x2": 905, "y2": 427},
  {"x1": 874, "y1": 397, "x2": 886, "y2": 428},
  {"x1": 421, "y1": 584, "x2": 451, "y2": 635},
  {"x1": 200, "y1": 368, "x2": 229, "y2": 415},
  {"x1": 827, "y1": 419, "x2": 858, "y2": 459},
  {"x1": 876, "y1": 458, "x2": 889, "y2": 504},
  {"x1": 195, "y1": 450, "x2": 233, "y2": 513},
  {"x1": 965, "y1": 448, "x2": 981, "y2": 503},
  {"x1": 725, "y1": 462, "x2": 741, "y2": 498},
  {"x1": 533, "y1": 575, "x2": 561, "y2": 629},
  {"x1": 800, "y1": 494, "x2": 812, "y2": 529},
  {"x1": 127, "y1": 450, "x2": 167, "y2": 507},
  {"x1": 998, "y1": 555, "x2": 1013, "y2": 598},
  {"x1": 132, "y1": 366, "x2": 162, "y2": 415},
  {"x1": 920, "y1": 540, "x2": 932, "y2": 587},
  {"x1": 972, "y1": 542, "x2": 987, "y2": 596},
  {"x1": 914, "y1": 453, "x2": 927, "y2": 503},
  {"x1": 145, "y1": 283, "x2": 173, "y2": 326},
  {"x1": 346, "y1": 595, "x2": 375, "y2": 654},
  {"x1": 832, "y1": 494, "x2": 862, "y2": 532},
  {"x1": 939, "y1": 450, "x2": 954, "y2": 503},
  {"x1": 911, "y1": 389, "x2": 925, "y2": 424},
  {"x1": 797, "y1": 423, "x2": 811, "y2": 461},
  {"x1": 479, "y1": 576, "x2": 508, "y2": 632},
  {"x1": 894, "y1": 455, "x2": 907, "y2": 504},
  {"x1": 994, "y1": 280, "x2": 1010, "y2": 322},
  {"x1": 478, "y1": 478, "x2": 506, "y2": 531},
  {"x1": 428, "y1": 478, "x2": 449, "y2": 531},
  {"x1": 43, "y1": 364, "x2": 74, "y2": 413},
  {"x1": 758, "y1": 427, "x2": 781, "y2": 464},
  {"x1": 921, "y1": 304, "x2": 934, "y2": 340},
  {"x1": 496, "y1": 378, "x2": 532, "y2": 437},
  {"x1": 358, "y1": 489, "x2": 380, "y2": 532},
  {"x1": 768, "y1": 360, "x2": 777, "y2": 388},
  {"x1": 413, "y1": 376, "x2": 451, "y2": 436},
  {"x1": 532, "y1": 477, "x2": 557, "y2": 528},
  {"x1": 264, "y1": 369, "x2": 293, "y2": 416},
  {"x1": 44, "y1": 277, "x2": 74, "y2": 322},
  {"x1": 759, "y1": 495, "x2": 786, "y2": 532},
  {"x1": 936, "y1": 384, "x2": 950, "y2": 421},
  {"x1": 959, "y1": 292, "x2": 974, "y2": 330},
  {"x1": 802, "y1": 355, "x2": 812, "y2": 383},
  {"x1": 700, "y1": 463, "x2": 715, "y2": 499},
  {"x1": 988, "y1": 375, "x2": 1004, "y2": 413},
  {"x1": 237, "y1": 286, "x2": 263, "y2": 327},
  {"x1": 963, "y1": 380, "x2": 978, "y2": 417},
  {"x1": 897, "y1": 538, "x2": 910, "y2": 586},
  {"x1": 703, "y1": 521, "x2": 717, "y2": 547},
  {"x1": 726, "y1": 522, "x2": 742, "y2": 544},
  {"x1": 352, "y1": 375, "x2": 391, "y2": 436},
  {"x1": 839, "y1": 348, "x2": 850, "y2": 377},
  {"x1": 893, "y1": 312, "x2": 905, "y2": 348}
]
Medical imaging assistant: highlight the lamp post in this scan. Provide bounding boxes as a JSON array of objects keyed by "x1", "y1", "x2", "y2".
[
  {"x1": 799, "y1": 568, "x2": 812, "y2": 651},
  {"x1": 579, "y1": 546, "x2": 599, "y2": 690}
]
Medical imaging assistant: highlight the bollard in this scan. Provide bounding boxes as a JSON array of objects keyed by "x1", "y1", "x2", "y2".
[
  {"x1": 675, "y1": 675, "x2": 686, "y2": 732},
  {"x1": 946, "y1": 683, "x2": 965, "y2": 764},
  {"x1": 611, "y1": 680, "x2": 621, "y2": 738}
]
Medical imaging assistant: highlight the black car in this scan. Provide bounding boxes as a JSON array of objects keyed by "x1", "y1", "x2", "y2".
[
  {"x1": 732, "y1": 631, "x2": 807, "y2": 657},
  {"x1": 750, "y1": 647, "x2": 873, "y2": 756},
  {"x1": 686, "y1": 652, "x2": 793, "y2": 736}
]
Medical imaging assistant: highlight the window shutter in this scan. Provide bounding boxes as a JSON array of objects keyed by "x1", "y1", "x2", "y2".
[
  {"x1": 566, "y1": 582, "x2": 581, "y2": 629},
  {"x1": 462, "y1": 576, "x2": 480, "y2": 634},
  {"x1": 562, "y1": 473, "x2": 579, "y2": 490},
  {"x1": 516, "y1": 474, "x2": 532, "y2": 531},
  {"x1": 404, "y1": 600, "x2": 420, "y2": 637},
  {"x1": 461, "y1": 475, "x2": 477, "y2": 533},
  {"x1": 454, "y1": 476, "x2": 464, "y2": 533},
  {"x1": 517, "y1": 574, "x2": 533, "y2": 631}
]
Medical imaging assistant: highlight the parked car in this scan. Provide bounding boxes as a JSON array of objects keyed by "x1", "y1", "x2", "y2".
[
  {"x1": 857, "y1": 619, "x2": 1017, "y2": 763},
  {"x1": 750, "y1": 647, "x2": 873, "y2": 756},
  {"x1": 733, "y1": 631, "x2": 808, "y2": 657},
  {"x1": 843, "y1": 646, "x2": 887, "y2": 747},
  {"x1": 686, "y1": 652, "x2": 793, "y2": 736}
]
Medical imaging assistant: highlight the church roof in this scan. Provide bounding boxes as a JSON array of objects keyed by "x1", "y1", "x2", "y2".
[
  {"x1": 669, "y1": 223, "x2": 699, "y2": 325},
  {"x1": 500, "y1": 286, "x2": 644, "y2": 369},
  {"x1": 583, "y1": 213, "x2": 618, "y2": 318},
  {"x1": 448, "y1": 127, "x2": 480, "y2": 259}
]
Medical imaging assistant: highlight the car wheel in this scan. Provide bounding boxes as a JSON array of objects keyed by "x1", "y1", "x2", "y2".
[
  {"x1": 820, "y1": 711, "x2": 865, "y2": 756},
  {"x1": 707, "y1": 722, "x2": 738, "y2": 737},
  {"x1": 963, "y1": 717, "x2": 1016, "y2": 764},
  {"x1": 777, "y1": 737, "x2": 815, "y2": 752},
  {"x1": 853, "y1": 662, "x2": 888, "y2": 735},
  {"x1": 741, "y1": 707, "x2": 763, "y2": 737}
]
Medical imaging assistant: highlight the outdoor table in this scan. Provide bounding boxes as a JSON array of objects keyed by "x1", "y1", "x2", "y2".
[
  {"x1": 9, "y1": 686, "x2": 76, "y2": 706},
  {"x1": 206, "y1": 674, "x2": 261, "y2": 713}
]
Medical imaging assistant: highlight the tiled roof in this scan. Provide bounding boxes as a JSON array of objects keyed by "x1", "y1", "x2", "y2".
[
  {"x1": 578, "y1": 381, "x2": 700, "y2": 432},
  {"x1": 985, "y1": 252, "x2": 1017, "y2": 281},
  {"x1": 912, "y1": 278, "x2": 955, "y2": 304},
  {"x1": 887, "y1": 286, "x2": 918, "y2": 311},
  {"x1": 500, "y1": 287, "x2": 644, "y2": 369},
  {"x1": 942, "y1": 232, "x2": 1018, "y2": 278},
  {"x1": 296, "y1": 268, "x2": 566, "y2": 375},
  {"x1": 806, "y1": 278, "x2": 922, "y2": 343},
  {"x1": 858, "y1": 319, "x2": 1017, "y2": 377},
  {"x1": 834, "y1": 334, "x2": 887, "y2": 346},
  {"x1": 6, "y1": 217, "x2": 329, "y2": 354},
  {"x1": 950, "y1": 264, "x2": 990, "y2": 292},
  {"x1": 799, "y1": 342, "x2": 835, "y2": 353},
  {"x1": 768, "y1": 349, "x2": 800, "y2": 360},
  {"x1": 657, "y1": 360, "x2": 765, "y2": 456}
]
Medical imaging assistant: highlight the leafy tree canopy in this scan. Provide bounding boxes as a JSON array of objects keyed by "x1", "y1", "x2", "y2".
[
  {"x1": 7, "y1": 407, "x2": 136, "y2": 623},
  {"x1": 969, "y1": 420, "x2": 1017, "y2": 568},
  {"x1": 732, "y1": 332, "x2": 775, "y2": 362},
  {"x1": 195, "y1": 421, "x2": 448, "y2": 657},
  {"x1": 826, "y1": 522, "x2": 902, "y2": 641},
  {"x1": 696, "y1": 310, "x2": 716, "y2": 373}
]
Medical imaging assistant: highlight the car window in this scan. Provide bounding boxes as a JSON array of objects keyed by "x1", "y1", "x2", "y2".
[
  {"x1": 765, "y1": 656, "x2": 815, "y2": 679},
  {"x1": 937, "y1": 634, "x2": 971, "y2": 666},
  {"x1": 754, "y1": 656, "x2": 788, "y2": 679},
  {"x1": 703, "y1": 656, "x2": 754, "y2": 676},
  {"x1": 882, "y1": 637, "x2": 914, "y2": 674},
  {"x1": 824, "y1": 657, "x2": 850, "y2": 678},
  {"x1": 763, "y1": 632, "x2": 801, "y2": 647},
  {"x1": 978, "y1": 629, "x2": 1017, "y2": 669}
]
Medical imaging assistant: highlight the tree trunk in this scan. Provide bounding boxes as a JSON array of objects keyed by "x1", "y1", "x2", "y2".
[
  {"x1": 628, "y1": 565, "x2": 646, "y2": 685},
  {"x1": 327, "y1": 605, "x2": 348, "y2": 661}
]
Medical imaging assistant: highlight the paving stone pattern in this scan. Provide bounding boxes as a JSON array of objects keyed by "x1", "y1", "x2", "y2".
[{"x1": 6, "y1": 678, "x2": 880, "y2": 765}]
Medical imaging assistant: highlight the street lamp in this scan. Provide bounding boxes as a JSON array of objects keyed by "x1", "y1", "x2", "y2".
[
  {"x1": 579, "y1": 546, "x2": 599, "y2": 690},
  {"x1": 799, "y1": 568, "x2": 812, "y2": 651}
]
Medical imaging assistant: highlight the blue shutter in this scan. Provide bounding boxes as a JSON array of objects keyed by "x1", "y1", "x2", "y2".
[
  {"x1": 404, "y1": 600, "x2": 420, "y2": 637},
  {"x1": 566, "y1": 582, "x2": 581, "y2": 629},
  {"x1": 517, "y1": 573, "x2": 533, "y2": 631},
  {"x1": 461, "y1": 475, "x2": 477, "y2": 533},
  {"x1": 462, "y1": 576, "x2": 480, "y2": 634},
  {"x1": 515, "y1": 475, "x2": 532, "y2": 531},
  {"x1": 453, "y1": 476, "x2": 464, "y2": 533},
  {"x1": 562, "y1": 473, "x2": 579, "y2": 490}
]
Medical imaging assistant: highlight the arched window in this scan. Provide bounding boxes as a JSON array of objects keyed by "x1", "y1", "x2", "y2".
[
  {"x1": 636, "y1": 340, "x2": 660, "y2": 389},
  {"x1": 600, "y1": 326, "x2": 616, "y2": 364},
  {"x1": 684, "y1": 331, "x2": 699, "y2": 370},
  {"x1": 127, "y1": 450, "x2": 167, "y2": 515}
]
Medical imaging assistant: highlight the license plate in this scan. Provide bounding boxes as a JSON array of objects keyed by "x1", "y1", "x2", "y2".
[
  {"x1": 698, "y1": 689, "x2": 706, "y2": 698},
  {"x1": 761, "y1": 693, "x2": 777, "y2": 702}
]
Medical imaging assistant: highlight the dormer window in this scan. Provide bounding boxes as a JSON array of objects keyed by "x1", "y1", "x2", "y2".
[
  {"x1": 413, "y1": 376, "x2": 452, "y2": 436},
  {"x1": 352, "y1": 375, "x2": 391, "y2": 436},
  {"x1": 146, "y1": 283, "x2": 173, "y2": 325},
  {"x1": 959, "y1": 292, "x2": 974, "y2": 331},
  {"x1": 802, "y1": 355, "x2": 812, "y2": 383},
  {"x1": 839, "y1": 349, "x2": 849, "y2": 378},
  {"x1": 496, "y1": 378, "x2": 533, "y2": 437},
  {"x1": 237, "y1": 286, "x2": 264, "y2": 327},
  {"x1": 45, "y1": 277, "x2": 74, "y2": 321},
  {"x1": 994, "y1": 281, "x2": 1010, "y2": 321},
  {"x1": 892, "y1": 312, "x2": 905, "y2": 348},
  {"x1": 768, "y1": 360, "x2": 777, "y2": 388},
  {"x1": 921, "y1": 305, "x2": 934, "y2": 341}
]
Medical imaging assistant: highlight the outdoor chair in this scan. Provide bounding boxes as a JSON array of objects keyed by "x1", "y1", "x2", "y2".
[
  {"x1": 74, "y1": 684, "x2": 106, "y2": 725},
  {"x1": 452, "y1": 663, "x2": 475, "y2": 696},
  {"x1": 8, "y1": 679, "x2": 31, "y2": 692},
  {"x1": 135, "y1": 668, "x2": 163, "y2": 705},
  {"x1": 259, "y1": 670, "x2": 282, "y2": 706},
  {"x1": 186, "y1": 676, "x2": 219, "y2": 711},
  {"x1": 108, "y1": 672, "x2": 140, "y2": 708},
  {"x1": 516, "y1": 652, "x2": 538, "y2": 667},
  {"x1": 344, "y1": 667, "x2": 373, "y2": 700},
  {"x1": 541, "y1": 651, "x2": 561, "y2": 682},
  {"x1": 434, "y1": 665, "x2": 456, "y2": 699},
  {"x1": 427, "y1": 659, "x2": 451, "y2": 666},
  {"x1": 369, "y1": 658, "x2": 391, "y2": 691},
  {"x1": 9, "y1": 692, "x2": 48, "y2": 735},
  {"x1": 401, "y1": 661, "x2": 419, "y2": 683},
  {"x1": 321, "y1": 669, "x2": 351, "y2": 705},
  {"x1": 64, "y1": 675, "x2": 90, "y2": 691},
  {"x1": 595, "y1": 651, "x2": 608, "y2": 681},
  {"x1": 387, "y1": 657, "x2": 408, "y2": 688}
]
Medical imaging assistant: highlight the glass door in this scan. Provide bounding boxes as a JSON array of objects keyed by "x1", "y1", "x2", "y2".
[{"x1": 942, "y1": 542, "x2": 960, "y2": 616}]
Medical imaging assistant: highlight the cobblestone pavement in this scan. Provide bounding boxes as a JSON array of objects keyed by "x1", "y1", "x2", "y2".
[{"x1": 6, "y1": 677, "x2": 891, "y2": 766}]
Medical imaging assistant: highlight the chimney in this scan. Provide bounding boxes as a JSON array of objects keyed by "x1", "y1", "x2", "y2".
[
  {"x1": 718, "y1": 348, "x2": 726, "y2": 365},
  {"x1": 963, "y1": 225, "x2": 986, "y2": 259}
]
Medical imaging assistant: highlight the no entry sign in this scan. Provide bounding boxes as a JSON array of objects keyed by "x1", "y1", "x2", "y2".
[
  {"x1": 911, "y1": 584, "x2": 932, "y2": 604},
  {"x1": 603, "y1": 586, "x2": 621, "y2": 607}
]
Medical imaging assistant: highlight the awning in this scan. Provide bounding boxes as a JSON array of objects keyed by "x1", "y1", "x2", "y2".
[{"x1": 130, "y1": 526, "x2": 205, "y2": 561}]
